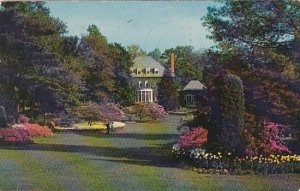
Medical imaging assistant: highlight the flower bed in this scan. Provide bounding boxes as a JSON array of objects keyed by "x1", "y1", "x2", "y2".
[{"x1": 172, "y1": 145, "x2": 300, "y2": 174}]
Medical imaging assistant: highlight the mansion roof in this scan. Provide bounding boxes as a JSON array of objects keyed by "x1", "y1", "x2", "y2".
[{"x1": 131, "y1": 56, "x2": 166, "y2": 77}]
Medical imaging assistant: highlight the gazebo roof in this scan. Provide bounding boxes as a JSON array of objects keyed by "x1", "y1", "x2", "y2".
[{"x1": 182, "y1": 80, "x2": 206, "y2": 91}]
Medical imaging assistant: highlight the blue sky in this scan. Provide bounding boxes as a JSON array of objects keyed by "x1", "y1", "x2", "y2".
[{"x1": 47, "y1": 1, "x2": 218, "y2": 52}]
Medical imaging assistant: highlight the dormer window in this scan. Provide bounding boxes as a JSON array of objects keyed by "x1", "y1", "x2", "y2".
[
  {"x1": 146, "y1": 68, "x2": 150, "y2": 75},
  {"x1": 154, "y1": 68, "x2": 159, "y2": 75},
  {"x1": 137, "y1": 68, "x2": 142, "y2": 75}
]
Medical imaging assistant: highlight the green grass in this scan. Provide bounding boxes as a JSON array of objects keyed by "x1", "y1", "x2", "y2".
[{"x1": 0, "y1": 116, "x2": 299, "y2": 190}]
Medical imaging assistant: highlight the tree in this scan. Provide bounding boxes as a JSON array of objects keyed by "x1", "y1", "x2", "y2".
[
  {"x1": 78, "y1": 24, "x2": 115, "y2": 102},
  {"x1": 217, "y1": 74, "x2": 246, "y2": 155},
  {"x1": 203, "y1": 0, "x2": 300, "y2": 76},
  {"x1": 203, "y1": 0, "x2": 300, "y2": 142},
  {"x1": 0, "y1": 2, "x2": 83, "y2": 117},
  {"x1": 158, "y1": 73, "x2": 179, "y2": 111},
  {"x1": 127, "y1": 44, "x2": 146, "y2": 59},
  {"x1": 162, "y1": 46, "x2": 204, "y2": 85},
  {"x1": 109, "y1": 43, "x2": 137, "y2": 106},
  {"x1": 148, "y1": 48, "x2": 162, "y2": 62}
]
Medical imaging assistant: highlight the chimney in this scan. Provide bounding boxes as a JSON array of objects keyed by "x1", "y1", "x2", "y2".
[{"x1": 170, "y1": 52, "x2": 175, "y2": 77}]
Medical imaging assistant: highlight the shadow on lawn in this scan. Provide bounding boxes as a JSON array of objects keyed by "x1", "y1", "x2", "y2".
[
  {"x1": 75, "y1": 131, "x2": 179, "y2": 141},
  {"x1": 0, "y1": 141, "x2": 179, "y2": 168}
]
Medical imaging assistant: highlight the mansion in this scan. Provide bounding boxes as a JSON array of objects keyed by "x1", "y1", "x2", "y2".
[{"x1": 131, "y1": 53, "x2": 206, "y2": 106}]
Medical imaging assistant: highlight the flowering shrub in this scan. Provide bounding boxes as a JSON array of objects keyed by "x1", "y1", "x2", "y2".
[
  {"x1": 147, "y1": 103, "x2": 168, "y2": 120},
  {"x1": 178, "y1": 127, "x2": 208, "y2": 149},
  {"x1": 245, "y1": 117, "x2": 290, "y2": 156},
  {"x1": 99, "y1": 102, "x2": 125, "y2": 122},
  {"x1": 133, "y1": 102, "x2": 149, "y2": 121},
  {"x1": 0, "y1": 128, "x2": 32, "y2": 144},
  {"x1": 172, "y1": 145, "x2": 300, "y2": 174},
  {"x1": 23, "y1": 123, "x2": 52, "y2": 138},
  {"x1": 261, "y1": 121, "x2": 290, "y2": 154}
]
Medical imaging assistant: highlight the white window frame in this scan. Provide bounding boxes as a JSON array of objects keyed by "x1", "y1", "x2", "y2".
[
  {"x1": 139, "y1": 81, "x2": 142, "y2": 88},
  {"x1": 186, "y1": 94, "x2": 195, "y2": 104},
  {"x1": 146, "y1": 68, "x2": 151, "y2": 75},
  {"x1": 154, "y1": 68, "x2": 159, "y2": 75},
  {"x1": 137, "y1": 89, "x2": 153, "y2": 103},
  {"x1": 145, "y1": 81, "x2": 148, "y2": 88}
]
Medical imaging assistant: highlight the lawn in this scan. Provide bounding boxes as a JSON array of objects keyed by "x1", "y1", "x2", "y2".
[{"x1": 0, "y1": 115, "x2": 299, "y2": 191}]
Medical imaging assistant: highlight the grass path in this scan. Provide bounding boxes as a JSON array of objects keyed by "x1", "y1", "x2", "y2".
[{"x1": 0, "y1": 115, "x2": 299, "y2": 190}]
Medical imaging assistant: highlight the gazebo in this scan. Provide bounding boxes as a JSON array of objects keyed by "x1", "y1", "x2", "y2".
[{"x1": 180, "y1": 80, "x2": 206, "y2": 106}]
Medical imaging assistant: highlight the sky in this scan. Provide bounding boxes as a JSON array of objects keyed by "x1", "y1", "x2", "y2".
[{"x1": 47, "y1": 1, "x2": 219, "y2": 52}]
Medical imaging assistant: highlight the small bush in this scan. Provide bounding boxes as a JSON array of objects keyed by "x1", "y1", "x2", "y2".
[
  {"x1": 178, "y1": 127, "x2": 208, "y2": 149},
  {"x1": 0, "y1": 128, "x2": 32, "y2": 144},
  {"x1": 23, "y1": 123, "x2": 52, "y2": 138},
  {"x1": 147, "y1": 103, "x2": 168, "y2": 121}
]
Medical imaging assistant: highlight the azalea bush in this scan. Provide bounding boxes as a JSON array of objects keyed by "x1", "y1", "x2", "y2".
[
  {"x1": 0, "y1": 128, "x2": 32, "y2": 144},
  {"x1": 147, "y1": 103, "x2": 168, "y2": 120},
  {"x1": 98, "y1": 102, "x2": 125, "y2": 122},
  {"x1": 23, "y1": 123, "x2": 52, "y2": 138},
  {"x1": 244, "y1": 114, "x2": 291, "y2": 156},
  {"x1": 132, "y1": 102, "x2": 168, "y2": 122},
  {"x1": 178, "y1": 127, "x2": 208, "y2": 149},
  {"x1": 133, "y1": 102, "x2": 149, "y2": 121}
]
